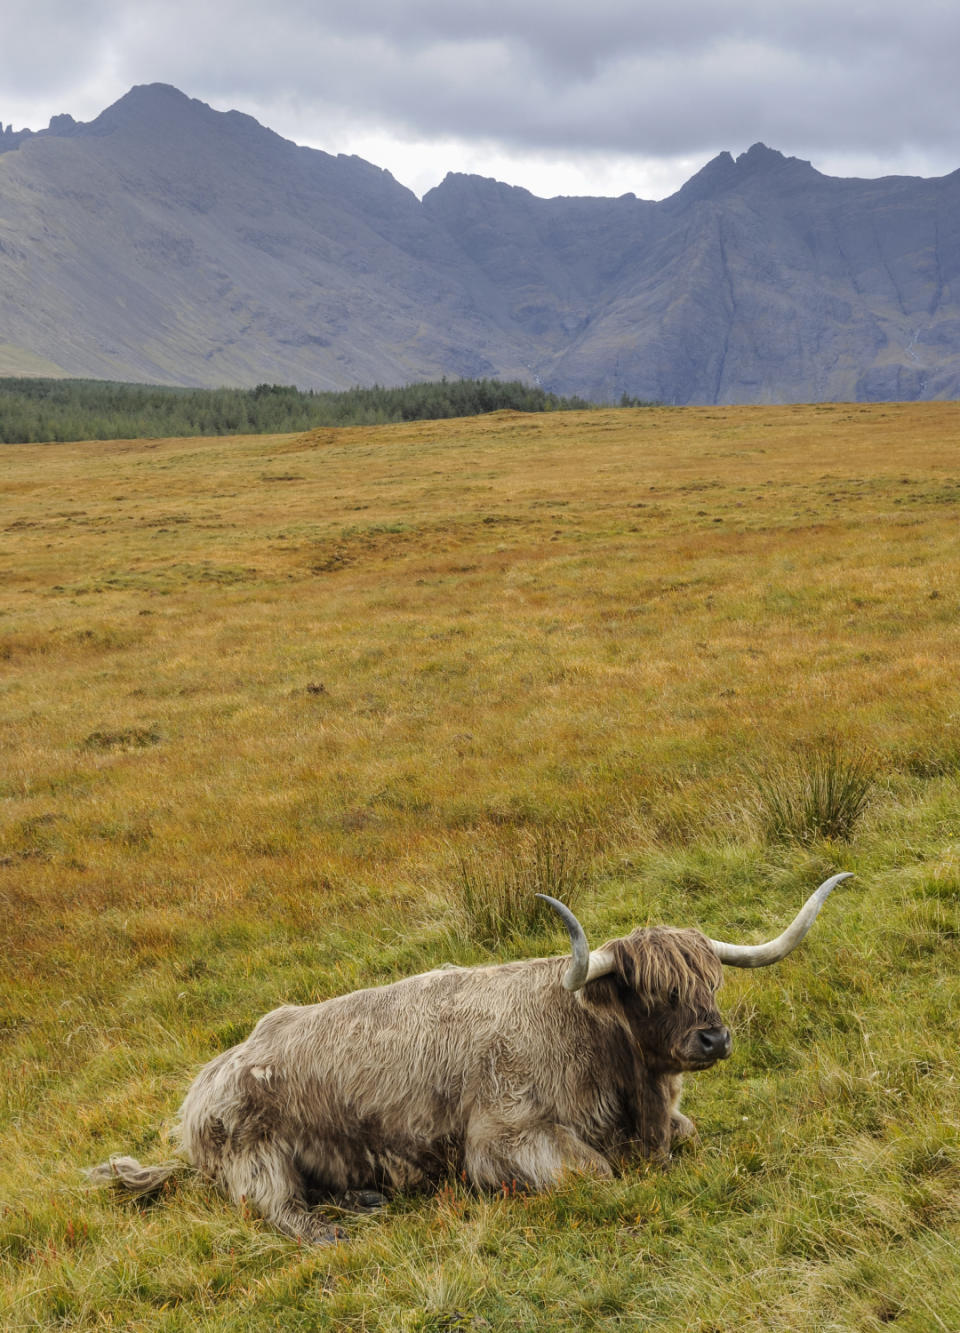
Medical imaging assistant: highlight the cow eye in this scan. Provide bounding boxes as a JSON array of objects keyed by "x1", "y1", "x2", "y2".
[{"x1": 668, "y1": 987, "x2": 680, "y2": 1008}]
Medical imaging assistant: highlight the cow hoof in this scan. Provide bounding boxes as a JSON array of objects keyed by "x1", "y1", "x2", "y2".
[
  {"x1": 336, "y1": 1189, "x2": 388, "y2": 1213},
  {"x1": 670, "y1": 1112, "x2": 697, "y2": 1144},
  {"x1": 294, "y1": 1216, "x2": 347, "y2": 1244}
]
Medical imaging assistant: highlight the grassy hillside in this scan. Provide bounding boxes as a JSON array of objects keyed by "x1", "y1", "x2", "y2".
[{"x1": 2, "y1": 402, "x2": 959, "y2": 1330}]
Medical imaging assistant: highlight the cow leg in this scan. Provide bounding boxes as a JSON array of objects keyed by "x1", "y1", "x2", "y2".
[
  {"x1": 463, "y1": 1111, "x2": 613, "y2": 1191},
  {"x1": 220, "y1": 1145, "x2": 344, "y2": 1244},
  {"x1": 666, "y1": 1074, "x2": 697, "y2": 1145}
]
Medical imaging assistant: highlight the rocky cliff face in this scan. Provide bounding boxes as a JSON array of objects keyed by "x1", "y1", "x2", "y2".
[
  {"x1": 2, "y1": 84, "x2": 959, "y2": 402},
  {"x1": 424, "y1": 144, "x2": 960, "y2": 403}
]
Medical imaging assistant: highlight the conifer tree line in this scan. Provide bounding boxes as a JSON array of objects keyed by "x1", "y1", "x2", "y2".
[{"x1": 0, "y1": 376, "x2": 610, "y2": 443}]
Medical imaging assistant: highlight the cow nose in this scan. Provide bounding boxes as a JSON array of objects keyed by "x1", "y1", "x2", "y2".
[{"x1": 697, "y1": 1027, "x2": 732, "y2": 1060}]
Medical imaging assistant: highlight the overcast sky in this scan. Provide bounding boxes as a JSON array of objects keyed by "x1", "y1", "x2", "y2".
[{"x1": 4, "y1": 0, "x2": 960, "y2": 199}]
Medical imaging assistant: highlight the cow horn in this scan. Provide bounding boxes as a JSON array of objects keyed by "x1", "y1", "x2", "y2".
[
  {"x1": 707, "y1": 872, "x2": 853, "y2": 967},
  {"x1": 536, "y1": 894, "x2": 615, "y2": 991}
]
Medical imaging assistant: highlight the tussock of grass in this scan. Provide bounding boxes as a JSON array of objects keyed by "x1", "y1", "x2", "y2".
[
  {"x1": 748, "y1": 741, "x2": 878, "y2": 844},
  {"x1": 449, "y1": 824, "x2": 590, "y2": 946},
  {"x1": 3, "y1": 403, "x2": 960, "y2": 1328}
]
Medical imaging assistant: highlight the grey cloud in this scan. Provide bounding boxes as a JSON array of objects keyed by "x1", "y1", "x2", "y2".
[
  {"x1": 1, "y1": 0, "x2": 120, "y2": 105},
  {"x1": 4, "y1": 0, "x2": 960, "y2": 178}
]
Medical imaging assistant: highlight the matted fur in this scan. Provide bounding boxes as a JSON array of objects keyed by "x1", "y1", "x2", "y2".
[
  {"x1": 604, "y1": 927, "x2": 725, "y2": 1010},
  {"x1": 90, "y1": 925, "x2": 732, "y2": 1243}
]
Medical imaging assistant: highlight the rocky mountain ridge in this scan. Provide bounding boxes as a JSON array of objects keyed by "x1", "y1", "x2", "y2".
[{"x1": 2, "y1": 84, "x2": 958, "y2": 403}]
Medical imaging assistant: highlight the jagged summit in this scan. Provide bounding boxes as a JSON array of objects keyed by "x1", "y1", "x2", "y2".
[
  {"x1": 0, "y1": 109, "x2": 78, "y2": 152},
  {"x1": 47, "y1": 113, "x2": 78, "y2": 135},
  {"x1": 735, "y1": 142, "x2": 818, "y2": 179},
  {"x1": 426, "y1": 171, "x2": 537, "y2": 201},
  {"x1": 667, "y1": 142, "x2": 818, "y2": 205},
  {"x1": 666, "y1": 150, "x2": 737, "y2": 203}
]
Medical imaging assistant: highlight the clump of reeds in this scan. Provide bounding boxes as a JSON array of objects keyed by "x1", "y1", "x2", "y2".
[
  {"x1": 749, "y1": 742, "x2": 876, "y2": 844},
  {"x1": 450, "y1": 824, "x2": 590, "y2": 945}
]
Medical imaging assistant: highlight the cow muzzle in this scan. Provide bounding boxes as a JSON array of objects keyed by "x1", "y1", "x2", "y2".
[{"x1": 693, "y1": 1026, "x2": 732, "y2": 1064}]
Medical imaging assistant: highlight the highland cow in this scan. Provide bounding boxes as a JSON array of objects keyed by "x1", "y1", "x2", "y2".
[{"x1": 90, "y1": 873, "x2": 851, "y2": 1242}]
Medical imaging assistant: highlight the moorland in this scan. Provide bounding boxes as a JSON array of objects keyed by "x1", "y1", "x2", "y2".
[{"x1": 2, "y1": 402, "x2": 959, "y2": 1330}]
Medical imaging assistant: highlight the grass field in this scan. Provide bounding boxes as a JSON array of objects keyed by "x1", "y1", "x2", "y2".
[{"x1": 2, "y1": 402, "x2": 959, "y2": 1330}]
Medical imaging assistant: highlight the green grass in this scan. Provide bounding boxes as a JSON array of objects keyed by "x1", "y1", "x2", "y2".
[{"x1": 2, "y1": 402, "x2": 960, "y2": 1329}]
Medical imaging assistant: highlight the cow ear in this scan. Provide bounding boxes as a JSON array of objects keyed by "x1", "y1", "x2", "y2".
[
  {"x1": 608, "y1": 938, "x2": 638, "y2": 985},
  {"x1": 581, "y1": 939, "x2": 633, "y2": 998}
]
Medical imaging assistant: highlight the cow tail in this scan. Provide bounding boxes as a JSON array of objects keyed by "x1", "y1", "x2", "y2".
[{"x1": 86, "y1": 1154, "x2": 187, "y2": 1196}]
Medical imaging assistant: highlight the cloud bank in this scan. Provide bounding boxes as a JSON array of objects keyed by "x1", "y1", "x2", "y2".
[{"x1": 4, "y1": 1, "x2": 959, "y2": 197}]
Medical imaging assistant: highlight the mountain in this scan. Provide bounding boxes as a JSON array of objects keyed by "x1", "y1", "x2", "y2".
[
  {"x1": 0, "y1": 85, "x2": 530, "y2": 390},
  {"x1": 2, "y1": 84, "x2": 959, "y2": 403}
]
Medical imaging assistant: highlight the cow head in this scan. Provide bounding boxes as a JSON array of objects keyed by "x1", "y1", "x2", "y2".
[
  {"x1": 538, "y1": 872, "x2": 851, "y2": 1070},
  {"x1": 589, "y1": 924, "x2": 730, "y2": 1072}
]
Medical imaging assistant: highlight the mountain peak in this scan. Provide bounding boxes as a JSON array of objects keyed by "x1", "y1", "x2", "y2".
[
  {"x1": 735, "y1": 142, "x2": 816, "y2": 178},
  {"x1": 431, "y1": 171, "x2": 535, "y2": 197},
  {"x1": 665, "y1": 150, "x2": 736, "y2": 203},
  {"x1": 74, "y1": 83, "x2": 296, "y2": 166},
  {"x1": 667, "y1": 142, "x2": 817, "y2": 205},
  {"x1": 109, "y1": 82, "x2": 193, "y2": 114},
  {"x1": 736, "y1": 142, "x2": 785, "y2": 170},
  {"x1": 85, "y1": 83, "x2": 208, "y2": 134}
]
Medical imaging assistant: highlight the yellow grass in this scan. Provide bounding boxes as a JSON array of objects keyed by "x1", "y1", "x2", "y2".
[{"x1": 4, "y1": 404, "x2": 958, "y2": 924}]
